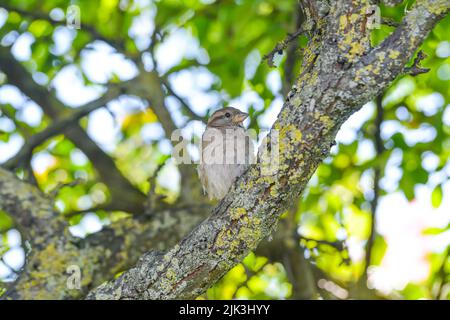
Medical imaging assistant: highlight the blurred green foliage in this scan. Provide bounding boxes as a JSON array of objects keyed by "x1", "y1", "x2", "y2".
[{"x1": 0, "y1": 0, "x2": 449, "y2": 299}]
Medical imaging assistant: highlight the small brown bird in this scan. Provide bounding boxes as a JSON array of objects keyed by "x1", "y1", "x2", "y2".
[{"x1": 198, "y1": 107, "x2": 255, "y2": 200}]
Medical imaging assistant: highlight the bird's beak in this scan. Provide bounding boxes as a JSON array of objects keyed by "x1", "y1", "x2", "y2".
[{"x1": 233, "y1": 111, "x2": 249, "y2": 123}]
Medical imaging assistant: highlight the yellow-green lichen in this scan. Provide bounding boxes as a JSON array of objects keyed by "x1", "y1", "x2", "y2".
[
  {"x1": 316, "y1": 114, "x2": 334, "y2": 131},
  {"x1": 425, "y1": 0, "x2": 449, "y2": 15},
  {"x1": 214, "y1": 209, "x2": 264, "y2": 261},
  {"x1": 230, "y1": 207, "x2": 247, "y2": 220},
  {"x1": 336, "y1": 3, "x2": 372, "y2": 63},
  {"x1": 388, "y1": 50, "x2": 400, "y2": 59}
]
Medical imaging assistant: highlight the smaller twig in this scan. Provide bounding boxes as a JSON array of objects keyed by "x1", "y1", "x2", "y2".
[
  {"x1": 63, "y1": 204, "x2": 116, "y2": 218},
  {"x1": 144, "y1": 156, "x2": 170, "y2": 214},
  {"x1": 148, "y1": 157, "x2": 169, "y2": 195},
  {"x1": 263, "y1": 27, "x2": 305, "y2": 67},
  {"x1": 363, "y1": 93, "x2": 384, "y2": 278},
  {"x1": 49, "y1": 178, "x2": 86, "y2": 199},
  {"x1": 0, "y1": 256, "x2": 17, "y2": 274},
  {"x1": 161, "y1": 78, "x2": 207, "y2": 123},
  {"x1": 381, "y1": 17, "x2": 401, "y2": 27},
  {"x1": 25, "y1": 162, "x2": 38, "y2": 186},
  {"x1": 163, "y1": 60, "x2": 203, "y2": 77},
  {"x1": 148, "y1": 26, "x2": 162, "y2": 70},
  {"x1": 404, "y1": 50, "x2": 430, "y2": 76},
  {"x1": 105, "y1": 105, "x2": 120, "y2": 128},
  {"x1": 380, "y1": 0, "x2": 404, "y2": 7},
  {"x1": 1, "y1": 4, "x2": 126, "y2": 55},
  {"x1": 435, "y1": 247, "x2": 449, "y2": 299},
  {"x1": 299, "y1": 235, "x2": 346, "y2": 251},
  {"x1": 156, "y1": 202, "x2": 211, "y2": 213}
]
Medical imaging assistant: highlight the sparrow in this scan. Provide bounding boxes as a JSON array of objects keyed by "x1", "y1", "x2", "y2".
[{"x1": 198, "y1": 107, "x2": 255, "y2": 200}]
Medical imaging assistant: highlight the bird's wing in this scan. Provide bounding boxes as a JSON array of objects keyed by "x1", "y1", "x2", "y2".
[
  {"x1": 249, "y1": 136, "x2": 256, "y2": 164},
  {"x1": 197, "y1": 164, "x2": 208, "y2": 196},
  {"x1": 198, "y1": 131, "x2": 209, "y2": 196}
]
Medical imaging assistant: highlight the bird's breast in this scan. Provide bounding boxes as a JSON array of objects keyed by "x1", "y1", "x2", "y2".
[
  {"x1": 198, "y1": 126, "x2": 255, "y2": 200},
  {"x1": 200, "y1": 127, "x2": 255, "y2": 165}
]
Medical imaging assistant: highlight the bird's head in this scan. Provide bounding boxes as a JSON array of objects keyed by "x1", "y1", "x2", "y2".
[{"x1": 206, "y1": 107, "x2": 249, "y2": 128}]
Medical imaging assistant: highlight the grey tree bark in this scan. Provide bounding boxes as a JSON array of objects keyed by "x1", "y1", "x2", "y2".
[
  {"x1": 86, "y1": 0, "x2": 450, "y2": 300},
  {"x1": 0, "y1": 0, "x2": 449, "y2": 300}
]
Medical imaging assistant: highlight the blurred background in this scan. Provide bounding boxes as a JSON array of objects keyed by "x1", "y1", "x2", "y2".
[{"x1": 0, "y1": 0, "x2": 449, "y2": 299}]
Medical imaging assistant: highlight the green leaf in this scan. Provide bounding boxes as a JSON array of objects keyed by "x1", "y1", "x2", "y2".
[
  {"x1": 431, "y1": 184, "x2": 443, "y2": 208},
  {"x1": 0, "y1": 210, "x2": 14, "y2": 232},
  {"x1": 370, "y1": 236, "x2": 388, "y2": 266},
  {"x1": 423, "y1": 227, "x2": 446, "y2": 235}
]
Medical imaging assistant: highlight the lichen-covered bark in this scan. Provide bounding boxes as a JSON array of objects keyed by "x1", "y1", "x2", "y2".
[
  {"x1": 0, "y1": 168, "x2": 210, "y2": 299},
  {"x1": 0, "y1": 169, "x2": 64, "y2": 244},
  {"x1": 86, "y1": 0, "x2": 450, "y2": 300},
  {"x1": 4, "y1": 209, "x2": 208, "y2": 300}
]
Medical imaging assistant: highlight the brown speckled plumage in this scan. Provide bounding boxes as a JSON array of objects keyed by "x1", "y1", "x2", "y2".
[{"x1": 198, "y1": 107, "x2": 255, "y2": 200}]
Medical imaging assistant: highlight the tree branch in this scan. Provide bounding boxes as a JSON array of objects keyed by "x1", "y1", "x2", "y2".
[
  {"x1": 0, "y1": 46, "x2": 147, "y2": 214},
  {"x1": 3, "y1": 84, "x2": 125, "y2": 170},
  {"x1": 0, "y1": 168, "x2": 64, "y2": 242},
  {"x1": 282, "y1": 2, "x2": 305, "y2": 97},
  {"x1": 263, "y1": 27, "x2": 305, "y2": 68},
  {"x1": 0, "y1": 4, "x2": 127, "y2": 55},
  {"x1": 0, "y1": 167, "x2": 211, "y2": 300},
  {"x1": 129, "y1": 71, "x2": 204, "y2": 203},
  {"x1": 404, "y1": 50, "x2": 430, "y2": 76},
  {"x1": 364, "y1": 94, "x2": 384, "y2": 275},
  {"x1": 86, "y1": 0, "x2": 450, "y2": 300}
]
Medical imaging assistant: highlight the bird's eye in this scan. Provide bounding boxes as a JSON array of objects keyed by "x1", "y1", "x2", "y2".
[{"x1": 225, "y1": 112, "x2": 231, "y2": 118}]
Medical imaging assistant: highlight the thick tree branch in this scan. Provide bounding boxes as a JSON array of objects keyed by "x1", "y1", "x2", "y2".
[
  {"x1": 0, "y1": 168, "x2": 64, "y2": 242},
  {"x1": 365, "y1": 94, "x2": 384, "y2": 274},
  {"x1": 351, "y1": 0, "x2": 450, "y2": 100},
  {"x1": 86, "y1": 0, "x2": 450, "y2": 300},
  {"x1": 131, "y1": 71, "x2": 204, "y2": 203},
  {"x1": 353, "y1": 94, "x2": 385, "y2": 299},
  {"x1": 404, "y1": 50, "x2": 431, "y2": 76}
]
